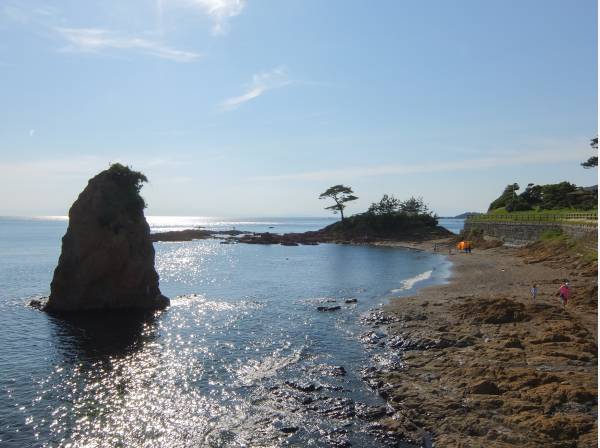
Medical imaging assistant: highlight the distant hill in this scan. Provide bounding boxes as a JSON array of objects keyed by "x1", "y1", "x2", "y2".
[{"x1": 440, "y1": 212, "x2": 483, "y2": 219}]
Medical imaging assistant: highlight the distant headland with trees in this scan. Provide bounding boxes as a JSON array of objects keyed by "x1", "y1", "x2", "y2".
[{"x1": 152, "y1": 183, "x2": 451, "y2": 244}]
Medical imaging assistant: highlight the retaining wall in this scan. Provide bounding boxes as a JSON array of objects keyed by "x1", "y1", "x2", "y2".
[{"x1": 463, "y1": 221, "x2": 597, "y2": 247}]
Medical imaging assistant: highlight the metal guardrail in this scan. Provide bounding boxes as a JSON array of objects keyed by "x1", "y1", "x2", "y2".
[{"x1": 466, "y1": 212, "x2": 598, "y2": 224}]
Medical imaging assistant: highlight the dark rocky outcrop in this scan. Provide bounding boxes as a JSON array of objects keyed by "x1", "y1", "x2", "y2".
[
  {"x1": 46, "y1": 164, "x2": 169, "y2": 312},
  {"x1": 317, "y1": 305, "x2": 341, "y2": 312},
  {"x1": 150, "y1": 228, "x2": 244, "y2": 242},
  {"x1": 149, "y1": 211, "x2": 452, "y2": 245}
]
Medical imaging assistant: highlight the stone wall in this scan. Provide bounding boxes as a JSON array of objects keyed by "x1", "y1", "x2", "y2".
[{"x1": 463, "y1": 221, "x2": 597, "y2": 247}]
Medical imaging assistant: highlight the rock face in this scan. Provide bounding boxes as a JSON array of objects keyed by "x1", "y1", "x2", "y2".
[{"x1": 46, "y1": 164, "x2": 169, "y2": 312}]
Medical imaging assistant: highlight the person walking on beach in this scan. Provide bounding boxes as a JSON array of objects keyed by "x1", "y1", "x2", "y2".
[
  {"x1": 530, "y1": 283, "x2": 538, "y2": 303},
  {"x1": 558, "y1": 281, "x2": 571, "y2": 308}
]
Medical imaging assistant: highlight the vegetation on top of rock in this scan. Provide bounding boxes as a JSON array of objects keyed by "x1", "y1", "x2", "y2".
[
  {"x1": 98, "y1": 163, "x2": 149, "y2": 226},
  {"x1": 322, "y1": 194, "x2": 442, "y2": 239},
  {"x1": 367, "y1": 194, "x2": 400, "y2": 215},
  {"x1": 107, "y1": 163, "x2": 148, "y2": 193},
  {"x1": 488, "y1": 181, "x2": 598, "y2": 212},
  {"x1": 367, "y1": 195, "x2": 431, "y2": 216},
  {"x1": 319, "y1": 185, "x2": 358, "y2": 221}
]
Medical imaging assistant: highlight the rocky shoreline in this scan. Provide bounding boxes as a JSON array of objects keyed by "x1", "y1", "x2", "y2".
[
  {"x1": 150, "y1": 225, "x2": 452, "y2": 246},
  {"x1": 359, "y1": 237, "x2": 597, "y2": 447}
]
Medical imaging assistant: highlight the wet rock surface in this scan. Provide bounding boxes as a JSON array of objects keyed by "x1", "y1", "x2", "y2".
[
  {"x1": 247, "y1": 363, "x2": 413, "y2": 447},
  {"x1": 150, "y1": 228, "x2": 243, "y2": 242},
  {"x1": 358, "y1": 242, "x2": 597, "y2": 447},
  {"x1": 317, "y1": 305, "x2": 341, "y2": 312},
  {"x1": 46, "y1": 165, "x2": 169, "y2": 312}
]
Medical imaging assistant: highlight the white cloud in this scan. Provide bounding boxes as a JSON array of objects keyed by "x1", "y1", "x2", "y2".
[
  {"x1": 221, "y1": 66, "x2": 291, "y2": 111},
  {"x1": 250, "y1": 148, "x2": 592, "y2": 182},
  {"x1": 29, "y1": 129, "x2": 35, "y2": 137},
  {"x1": 56, "y1": 27, "x2": 201, "y2": 62},
  {"x1": 178, "y1": 0, "x2": 246, "y2": 35}
]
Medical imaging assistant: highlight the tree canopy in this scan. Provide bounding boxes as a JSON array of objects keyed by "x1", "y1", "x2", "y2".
[
  {"x1": 368, "y1": 194, "x2": 400, "y2": 215},
  {"x1": 368, "y1": 194, "x2": 433, "y2": 216},
  {"x1": 581, "y1": 137, "x2": 598, "y2": 168},
  {"x1": 488, "y1": 184, "x2": 520, "y2": 211},
  {"x1": 320, "y1": 191, "x2": 439, "y2": 238},
  {"x1": 99, "y1": 164, "x2": 149, "y2": 226},
  {"x1": 488, "y1": 181, "x2": 597, "y2": 211},
  {"x1": 319, "y1": 185, "x2": 358, "y2": 221},
  {"x1": 400, "y1": 196, "x2": 430, "y2": 215},
  {"x1": 107, "y1": 163, "x2": 148, "y2": 194}
]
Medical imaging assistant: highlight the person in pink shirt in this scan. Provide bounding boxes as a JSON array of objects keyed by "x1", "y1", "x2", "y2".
[{"x1": 558, "y1": 281, "x2": 571, "y2": 308}]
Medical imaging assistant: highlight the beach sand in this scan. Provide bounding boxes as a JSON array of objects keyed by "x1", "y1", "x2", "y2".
[{"x1": 366, "y1": 237, "x2": 597, "y2": 447}]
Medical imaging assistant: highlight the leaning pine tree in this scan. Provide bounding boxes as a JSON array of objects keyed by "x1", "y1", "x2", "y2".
[{"x1": 319, "y1": 185, "x2": 358, "y2": 222}]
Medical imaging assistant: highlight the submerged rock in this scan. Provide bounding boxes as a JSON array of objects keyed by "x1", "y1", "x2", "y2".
[
  {"x1": 317, "y1": 305, "x2": 341, "y2": 312},
  {"x1": 355, "y1": 403, "x2": 389, "y2": 421},
  {"x1": 29, "y1": 298, "x2": 45, "y2": 310},
  {"x1": 285, "y1": 381, "x2": 323, "y2": 393},
  {"x1": 46, "y1": 164, "x2": 169, "y2": 312}
]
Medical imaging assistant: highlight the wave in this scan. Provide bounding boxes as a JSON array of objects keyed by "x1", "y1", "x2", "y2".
[
  {"x1": 390, "y1": 269, "x2": 433, "y2": 293},
  {"x1": 235, "y1": 346, "x2": 303, "y2": 386}
]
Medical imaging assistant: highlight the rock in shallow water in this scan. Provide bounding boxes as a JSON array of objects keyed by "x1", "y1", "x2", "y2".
[
  {"x1": 46, "y1": 164, "x2": 169, "y2": 312},
  {"x1": 317, "y1": 305, "x2": 341, "y2": 312}
]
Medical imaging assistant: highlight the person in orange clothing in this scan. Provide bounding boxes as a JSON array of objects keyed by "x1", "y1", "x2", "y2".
[{"x1": 465, "y1": 241, "x2": 472, "y2": 254}]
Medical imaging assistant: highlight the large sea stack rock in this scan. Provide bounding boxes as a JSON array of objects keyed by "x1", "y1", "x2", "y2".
[{"x1": 46, "y1": 164, "x2": 169, "y2": 312}]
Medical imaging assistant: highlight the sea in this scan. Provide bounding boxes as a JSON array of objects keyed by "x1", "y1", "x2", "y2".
[{"x1": 0, "y1": 216, "x2": 463, "y2": 447}]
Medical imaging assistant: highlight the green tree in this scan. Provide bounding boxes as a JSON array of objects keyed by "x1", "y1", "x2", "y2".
[
  {"x1": 107, "y1": 163, "x2": 148, "y2": 194},
  {"x1": 319, "y1": 185, "x2": 358, "y2": 221},
  {"x1": 368, "y1": 194, "x2": 400, "y2": 215},
  {"x1": 488, "y1": 183, "x2": 520, "y2": 211},
  {"x1": 98, "y1": 163, "x2": 149, "y2": 226},
  {"x1": 539, "y1": 182, "x2": 577, "y2": 209},
  {"x1": 581, "y1": 137, "x2": 598, "y2": 168},
  {"x1": 520, "y1": 183, "x2": 543, "y2": 205},
  {"x1": 399, "y1": 196, "x2": 430, "y2": 215}
]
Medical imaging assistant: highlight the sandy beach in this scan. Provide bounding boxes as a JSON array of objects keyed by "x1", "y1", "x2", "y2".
[{"x1": 364, "y1": 237, "x2": 597, "y2": 447}]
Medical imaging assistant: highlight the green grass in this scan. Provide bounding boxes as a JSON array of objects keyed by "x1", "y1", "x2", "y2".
[
  {"x1": 469, "y1": 208, "x2": 597, "y2": 225},
  {"x1": 539, "y1": 229, "x2": 568, "y2": 242},
  {"x1": 488, "y1": 207, "x2": 597, "y2": 216}
]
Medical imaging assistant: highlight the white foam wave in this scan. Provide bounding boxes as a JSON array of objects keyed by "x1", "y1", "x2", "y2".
[
  {"x1": 235, "y1": 347, "x2": 302, "y2": 385},
  {"x1": 390, "y1": 269, "x2": 433, "y2": 293}
]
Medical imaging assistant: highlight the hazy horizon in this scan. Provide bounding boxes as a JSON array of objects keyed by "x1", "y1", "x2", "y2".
[{"x1": 1, "y1": 0, "x2": 597, "y2": 217}]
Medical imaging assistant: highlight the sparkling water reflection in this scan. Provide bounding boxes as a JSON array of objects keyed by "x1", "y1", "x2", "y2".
[{"x1": 0, "y1": 218, "x2": 451, "y2": 447}]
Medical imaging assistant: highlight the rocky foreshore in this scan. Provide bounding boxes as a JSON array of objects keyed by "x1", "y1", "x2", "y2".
[
  {"x1": 150, "y1": 224, "x2": 452, "y2": 246},
  {"x1": 359, "y1": 238, "x2": 597, "y2": 447},
  {"x1": 149, "y1": 228, "x2": 245, "y2": 242}
]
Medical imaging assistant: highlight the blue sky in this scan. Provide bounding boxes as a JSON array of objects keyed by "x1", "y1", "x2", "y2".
[{"x1": 0, "y1": 0, "x2": 597, "y2": 217}]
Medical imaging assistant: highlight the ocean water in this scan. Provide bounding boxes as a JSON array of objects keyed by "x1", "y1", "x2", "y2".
[
  {"x1": 0, "y1": 216, "x2": 452, "y2": 447},
  {"x1": 436, "y1": 218, "x2": 465, "y2": 235}
]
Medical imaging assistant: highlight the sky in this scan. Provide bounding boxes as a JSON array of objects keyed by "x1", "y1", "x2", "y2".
[{"x1": 0, "y1": 0, "x2": 597, "y2": 217}]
